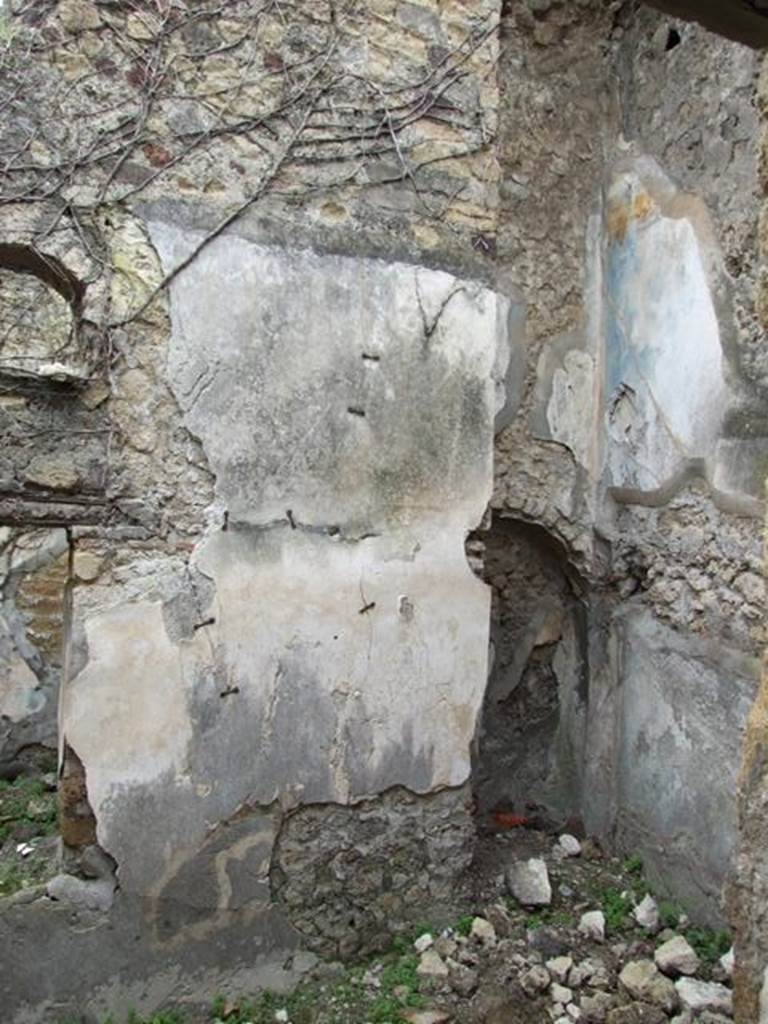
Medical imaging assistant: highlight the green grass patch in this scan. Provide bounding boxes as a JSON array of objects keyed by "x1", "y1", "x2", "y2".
[
  {"x1": 206, "y1": 947, "x2": 425, "y2": 1024},
  {"x1": 0, "y1": 775, "x2": 58, "y2": 844},
  {"x1": 600, "y1": 888, "x2": 634, "y2": 934},
  {"x1": 520, "y1": 906, "x2": 575, "y2": 931},
  {"x1": 623, "y1": 854, "x2": 644, "y2": 877},
  {"x1": 658, "y1": 899, "x2": 683, "y2": 930},
  {"x1": 684, "y1": 927, "x2": 731, "y2": 964}
]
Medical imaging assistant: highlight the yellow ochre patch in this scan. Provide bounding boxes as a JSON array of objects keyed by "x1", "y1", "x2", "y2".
[{"x1": 606, "y1": 189, "x2": 655, "y2": 242}]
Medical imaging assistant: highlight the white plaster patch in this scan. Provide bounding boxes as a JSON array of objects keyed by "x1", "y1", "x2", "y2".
[
  {"x1": 546, "y1": 349, "x2": 595, "y2": 470},
  {"x1": 613, "y1": 609, "x2": 757, "y2": 909},
  {"x1": 150, "y1": 225, "x2": 506, "y2": 532},
  {"x1": 63, "y1": 601, "x2": 193, "y2": 820},
  {"x1": 603, "y1": 169, "x2": 728, "y2": 494},
  {"x1": 760, "y1": 961, "x2": 768, "y2": 1024},
  {"x1": 194, "y1": 526, "x2": 489, "y2": 800}
]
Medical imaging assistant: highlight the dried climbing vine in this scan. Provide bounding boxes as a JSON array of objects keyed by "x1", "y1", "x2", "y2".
[{"x1": 0, "y1": 0, "x2": 500, "y2": 345}]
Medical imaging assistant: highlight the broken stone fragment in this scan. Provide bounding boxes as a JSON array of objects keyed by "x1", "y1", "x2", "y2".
[
  {"x1": 606, "y1": 1003, "x2": 667, "y2": 1024},
  {"x1": 619, "y1": 960, "x2": 679, "y2": 1014},
  {"x1": 580, "y1": 991, "x2": 616, "y2": 1023},
  {"x1": 559, "y1": 834, "x2": 582, "y2": 857},
  {"x1": 579, "y1": 910, "x2": 606, "y2": 942},
  {"x1": 433, "y1": 934, "x2": 457, "y2": 959},
  {"x1": 520, "y1": 964, "x2": 551, "y2": 997},
  {"x1": 414, "y1": 932, "x2": 434, "y2": 953},
  {"x1": 547, "y1": 955, "x2": 574, "y2": 983},
  {"x1": 417, "y1": 950, "x2": 449, "y2": 978},
  {"x1": 72, "y1": 551, "x2": 103, "y2": 582},
  {"x1": 46, "y1": 873, "x2": 115, "y2": 913},
  {"x1": 25, "y1": 454, "x2": 81, "y2": 491},
  {"x1": 400, "y1": 1011, "x2": 452, "y2": 1024},
  {"x1": 446, "y1": 959, "x2": 477, "y2": 996},
  {"x1": 506, "y1": 856, "x2": 552, "y2": 906},
  {"x1": 571, "y1": 958, "x2": 604, "y2": 988},
  {"x1": 674, "y1": 977, "x2": 733, "y2": 1016},
  {"x1": 483, "y1": 902, "x2": 512, "y2": 937},
  {"x1": 58, "y1": 0, "x2": 102, "y2": 32},
  {"x1": 79, "y1": 844, "x2": 117, "y2": 881},
  {"x1": 718, "y1": 947, "x2": 734, "y2": 978},
  {"x1": 632, "y1": 894, "x2": 660, "y2": 933},
  {"x1": 653, "y1": 935, "x2": 700, "y2": 977},
  {"x1": 551, "y1": 981, "x2": 574, "y2": 1004},
  {"x1": 470, "y1": 916, "x2": 496, "y2": 945}
]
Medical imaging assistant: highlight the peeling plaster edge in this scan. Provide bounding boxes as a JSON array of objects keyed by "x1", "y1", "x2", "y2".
[{"x1": 607, "y1": 458, "x2": 765, "y2": 518}]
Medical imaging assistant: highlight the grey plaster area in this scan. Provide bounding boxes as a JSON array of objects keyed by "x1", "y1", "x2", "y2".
[
  {"x1": 0, "y1": 884, "x2": 311, "y2": 1024},
  {"x1": 583, "y1": 608, "x2": 758, "y2": 923},
  {"x1": 0, "y1": 528, "x2": 69, "y2": 771}
]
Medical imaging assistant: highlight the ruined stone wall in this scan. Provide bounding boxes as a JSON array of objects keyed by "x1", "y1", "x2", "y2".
[
  {"x1": 0, "y1": 2, "x2": 510, "y2": 1020},
  {"x1": 484, "y1": 0, "x2": 765, "y2": 925},
  {"x1": 730, "y1": 49, "x2": 768, "y2": 1024},
  {"x1": 0, "y1": 2, "x2": 765, "y2": 1022}
]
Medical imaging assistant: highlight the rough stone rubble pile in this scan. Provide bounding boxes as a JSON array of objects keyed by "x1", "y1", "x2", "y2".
[{"x1": 298, "y1": 832, "x2": 736, "y2": 1024}]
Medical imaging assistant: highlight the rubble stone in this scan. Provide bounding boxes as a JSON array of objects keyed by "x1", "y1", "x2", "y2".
[
  {"x1": 619, "y1": 960, "x2": 679, "y2": 1014},
  {"x1": 675, "y1": 978, "x2": 733, "y2": 1016},
  {"x1": 579, "y1": 911, "x2": 606, "y2": 943},
  {"x1": 507, "y1": 857, "x2": 552, "y2": 907},
  {"x1": 654, "y1": 936, "x2": 700, "y2": 977}
]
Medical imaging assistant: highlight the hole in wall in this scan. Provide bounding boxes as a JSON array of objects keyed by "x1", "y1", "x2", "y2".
[
  {"x1": 0, "y1": 243, "x2": 82, "y2": 381},
  {"x1": 0, "y1": 527, "x2": 115, "y2": 894},
  {"x1": 665, "y1": 27, "x2": 681, "y2": 50},
  {"x1": 0, "y1": 527, "x2": 69, "y2": 894},
  {"x1": 466, "y1": 515, "x2": 589, "y2": 834},
  {"x1": 0, "y1": 528, "x2": 69, "y2": 779}
]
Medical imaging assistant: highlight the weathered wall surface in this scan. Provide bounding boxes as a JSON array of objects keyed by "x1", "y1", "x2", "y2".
[
  {"x1": 0, "y1": 529, "x2": 68, "y2": 774},
  {"x1": 62, "y1": 231, "x2": 507, "y2": 901},
  {"x1": 0, "y1": 1, "x2": 765, "y2": 1021},
  {"x1": 484, "y1": 0, "x2": 765, "y2": 927},
  {"x1": 0, "y1": 2, "x2": 510, "y2": 1020},
  {"x1": 730, "y1": 51, "x2": 768, "y2": 1024}
]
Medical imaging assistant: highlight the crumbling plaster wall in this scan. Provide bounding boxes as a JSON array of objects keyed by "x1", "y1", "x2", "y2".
[
  {"x1": 730, "y1": 50, "x2": 768, "y2": 1024},
  {"x1": 0, "y1": 1, "x2": 765, "y2": 1021},
  {"x1": 486, "y1": 0, "x2": 765, "y2": 925},
  {"x1": 0, "y1": 1, "x2": 513, "y2": 1020}
]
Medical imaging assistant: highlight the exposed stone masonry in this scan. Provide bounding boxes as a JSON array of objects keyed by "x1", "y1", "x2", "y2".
[{"x1": 0, "y1": 2, "x2": 765, "y2": 1022}]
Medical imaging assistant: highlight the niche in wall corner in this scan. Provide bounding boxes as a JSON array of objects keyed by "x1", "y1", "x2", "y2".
[{"x1": 469, "y1": 516, "x2": 589, "y2": 831}]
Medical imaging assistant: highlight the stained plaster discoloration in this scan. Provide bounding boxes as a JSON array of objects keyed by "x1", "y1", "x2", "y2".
[
  {"x1": 601, "y1": 163, "x2": 728, "y2": 495},
  {"x1": 608, "y1": 608, "x2": 758, "y2": 921},
  {"x1": 532, "y1": 154, "x2": 768, "y2": 514},
  {"x1": 61, "y1": 226, "x2": 506, "y2": 905},
  {"x1": 151, "y1": 223, "x2": 510, "y2": 532}
]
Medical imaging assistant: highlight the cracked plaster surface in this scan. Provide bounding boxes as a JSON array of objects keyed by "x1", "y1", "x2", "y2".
[{"x1": 61, "y1": 227, "x2": 510, "y2": 894}]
